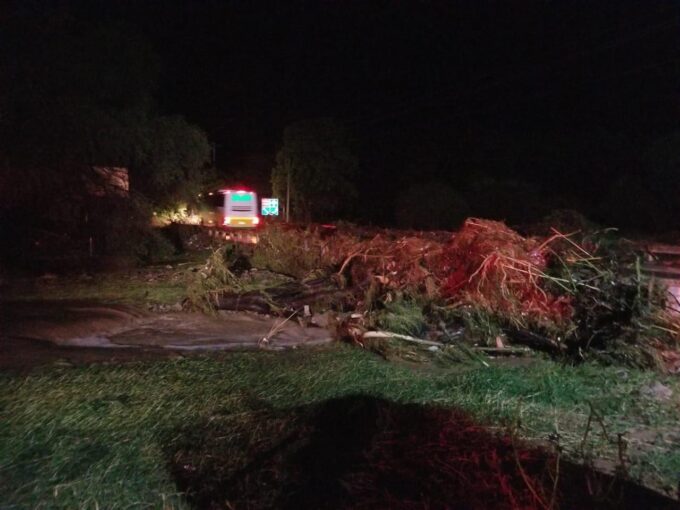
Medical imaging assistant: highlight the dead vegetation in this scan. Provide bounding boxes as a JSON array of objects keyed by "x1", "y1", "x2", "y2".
[{"x1": 187, "y1": 220, "x2": 680, "y2": 370}]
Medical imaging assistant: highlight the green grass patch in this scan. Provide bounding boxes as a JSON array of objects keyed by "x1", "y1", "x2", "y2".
[
  {"x1": 250, "y1": 226, "x2": 331, "y2": 278},
  {"x1": 185, "y1": 245, "x2": 295, "y2": 312},
  {"x1": 3, "y1": 251, "x2": 214, "y2": 307},
  {"x1": 376, "y1": 299, "x2": 427, "y2": 336},
  {"x1": 5, "y1": 272, "x2": 187, "y2": 306},
  {"x1": 1, "y1": 347, "x2": 678, "y2": 508}
]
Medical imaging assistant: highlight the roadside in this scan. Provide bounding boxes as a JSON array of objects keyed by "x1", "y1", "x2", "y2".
[
  {"x1": 2, "y1": 225, "x2": 680, "y2": 507},
  {"x1": 2, "y1": 261, "x2": 191, "y2": 308}
]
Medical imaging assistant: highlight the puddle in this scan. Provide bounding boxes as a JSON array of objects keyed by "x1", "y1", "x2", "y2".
[
  {"x1": 55, "y1": 335, "x2": 128, "y2": 348},
  {"x1": 167, "y1": 396, "x2": 678, "y2": 510},
  {"x1": 2, "y1": 301, "x2": 332, "y2": 351}
]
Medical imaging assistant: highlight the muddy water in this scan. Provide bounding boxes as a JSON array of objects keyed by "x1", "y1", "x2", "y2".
[{"x1": 0, "y1": 301, "x2": 333, "y2": 372}]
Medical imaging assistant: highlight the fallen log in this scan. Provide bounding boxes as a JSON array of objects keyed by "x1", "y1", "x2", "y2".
[
  {"x1": 472, "y1": 346, "x2": 533, "y2": 356},
  {"x1": 214, "y1": 279, "x2": 352, "y2": 315},
  {"x1": 503, "y1": 327, "x2": 565, "y2": 354}
]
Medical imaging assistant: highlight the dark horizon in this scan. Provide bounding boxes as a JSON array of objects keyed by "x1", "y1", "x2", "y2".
[
  {"x1": 2, "y1": 0, "x2": 680, "y2": 230},
  {"x1": 67, "y1": 2, "x2": 679, "y2": 144}
]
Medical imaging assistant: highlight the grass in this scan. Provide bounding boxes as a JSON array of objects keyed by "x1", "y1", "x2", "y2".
[
  {"x1": 250, "y1": 226, "x2": 331, "y2": 278},
  {"x1": 377, "y1": 299, "x2": 427, "y2": 336},
  {"x1": 1, "y1": 346, "x2": 679, "y2": 508},
  {"x1": 1, "y1": 251, "x2": 213, "y2": 307},
  {"x1": 5, "y1": 272, "x2": 187, "y2": 306},
  {"x1": 185, "y1": 245, "x2": 295, "y2": 312}
]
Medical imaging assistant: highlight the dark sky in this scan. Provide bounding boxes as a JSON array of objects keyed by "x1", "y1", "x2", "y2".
[
  {"x1": 4, "y1": 0, "x2": 680, "y2": 227},
  {"x1": 48, "y1": 1, "x2": 678, "y2": 156}
]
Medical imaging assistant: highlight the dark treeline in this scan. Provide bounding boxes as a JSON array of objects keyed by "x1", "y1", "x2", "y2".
[
  {"x1": 1, "y1": 0, "x2": 679, "y2": 266},
  {"x1": 357, "y1": 124, "x2": 680, "y2": 232},
  {"x1": 61, "y1": 0, "x2": 675, "y2": 233},
  {"x1": 0, "y1": 5, "x2": 216, "y2": 267}
]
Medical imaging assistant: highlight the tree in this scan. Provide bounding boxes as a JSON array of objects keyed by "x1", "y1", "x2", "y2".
[
  {"x1": 0, "y1": 13, "x2": 214, "y2": 263},
  {"x1": 0, "y1": 19, "x2": 158, "y2": 169},
  {"x1": 0, "y1": 18, "x2": 213, "y2": 208},
  {"x1": 272, "y1": 119, "x2": 358, "y2": 222},
  {"x1": 132, "y1": 116, "x2": 213, "y2": 207}
]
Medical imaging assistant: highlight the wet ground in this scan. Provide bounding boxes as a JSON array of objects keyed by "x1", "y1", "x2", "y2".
[
  {"x1": 0, "y1": 335, "x2": 182, "y2": 373},
  {"x1": 0, "y1": 300, "x2": 333, "y2": 372},
  {"x1": 2, "y1": 299, "x2": 678, "y2": 508}
]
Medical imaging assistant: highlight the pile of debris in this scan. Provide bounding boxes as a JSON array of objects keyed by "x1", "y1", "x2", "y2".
[
  {"x1": 187, "y1": 220, "x2": 680, "y2": 370},
  {"x1": 439, "y1": 219, "x2": 573, "y2": 329}
]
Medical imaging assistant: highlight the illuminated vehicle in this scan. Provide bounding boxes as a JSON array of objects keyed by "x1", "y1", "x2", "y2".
[
  {"x1": 198, "y1": 188, "x2": 260, "y2": 234},
  {"x1": 222, "y1": 189, "x2": 260, "y2": 228}
]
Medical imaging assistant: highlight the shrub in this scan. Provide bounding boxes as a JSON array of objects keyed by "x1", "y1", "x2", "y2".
[
  {"x1": 250, "y1": 226, "x2": 333, "y2": 278},
  {"x1": 377, "y1": 299, "x2": 427, "y2": 337},
  {"x1": 186, "y1": 246, "x2": 244, "y2": 312},
  {"x1": 135, "y1": 229, "x2": 177, "y2": 264}
]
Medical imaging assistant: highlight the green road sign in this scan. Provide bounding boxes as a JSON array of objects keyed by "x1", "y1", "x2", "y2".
[{"x1": 261, "y1": 198, "x2": 279, "y2": 216}]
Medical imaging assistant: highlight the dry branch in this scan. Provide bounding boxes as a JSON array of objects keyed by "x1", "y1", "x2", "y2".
[
  {"x1": 214, "y1": 278, "x2": 351, "y2": 315},
  {"x1": 362, "y1": 331, "x2": 444, "y2": 347}
]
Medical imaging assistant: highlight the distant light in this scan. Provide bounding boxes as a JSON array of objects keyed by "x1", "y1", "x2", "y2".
[
  {"x1": 224, "y1": 216, "x2": 231, "y2": 225},
  {"x1": 208, "y1": 192, "x2": 214, "y2": 196},
  {"x1": 253, "y1": 216, "x2": 260, "y2": 225}
]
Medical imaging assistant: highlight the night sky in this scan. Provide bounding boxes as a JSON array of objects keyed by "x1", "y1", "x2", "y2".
[{"x1": 5, "y1": 0, "x2": 680, "y2": 227}]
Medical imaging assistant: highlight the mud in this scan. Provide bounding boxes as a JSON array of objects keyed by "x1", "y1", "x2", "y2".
[
  {"x1": 0, "y1": 335, "x2": 182, "y2": 373},
  {"x1": 0, "y1": 300, "x2": 333, "y2": 372}
]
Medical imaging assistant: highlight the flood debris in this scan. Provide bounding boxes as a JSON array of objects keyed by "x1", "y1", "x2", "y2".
[{"x1": 187, "y1": 220, "x2": 680, "y2": 370}]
